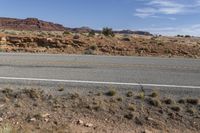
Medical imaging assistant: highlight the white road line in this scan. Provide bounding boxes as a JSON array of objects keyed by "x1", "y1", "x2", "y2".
[{"x1": 0, "y1": 76, "x2": 199, "y2": 89}]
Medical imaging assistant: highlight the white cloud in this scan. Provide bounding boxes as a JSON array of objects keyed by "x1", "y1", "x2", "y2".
[
  {"x1": 134, "y1": 0, "x2": 200, "y2": 18},
  {"x1": 134, "y1": 8, "x2": 157, "y2": 18},
  {"x1": 158, "y1": 7, "x2": 182, "y2": 14},
  {"x1": 141, "y1": 24, "x2": 200, "y2": 36},
  {"x1": 148, "y1": 0, "x2": 184, "y2": 8}
]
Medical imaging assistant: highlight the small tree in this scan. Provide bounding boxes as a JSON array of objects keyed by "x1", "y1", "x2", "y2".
[{"x1": 102, "y1": 27, "x2": 115, "y2": 37}]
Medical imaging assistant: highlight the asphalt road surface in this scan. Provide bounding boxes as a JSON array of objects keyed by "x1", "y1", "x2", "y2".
[{"x1": 0, "y1": 52, "x2": 199, "y2": 95}]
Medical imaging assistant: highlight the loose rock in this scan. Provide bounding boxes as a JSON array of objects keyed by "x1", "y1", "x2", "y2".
[{"x1": 84, "y1": 123, "x2": 93, "y2": 127}]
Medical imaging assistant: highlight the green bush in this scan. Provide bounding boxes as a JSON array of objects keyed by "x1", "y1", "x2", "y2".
[{"x1": 102, "y1": 27, "x2": 115, "y2": 37}]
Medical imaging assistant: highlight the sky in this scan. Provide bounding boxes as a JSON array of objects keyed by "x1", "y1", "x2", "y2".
[{"x1": 1, "y1": 0, "x2": 200, "y2": 36}]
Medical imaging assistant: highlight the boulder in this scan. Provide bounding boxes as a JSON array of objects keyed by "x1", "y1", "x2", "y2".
[{"x1": 7, "y1": 36, "x2": 22, "y2": 44}]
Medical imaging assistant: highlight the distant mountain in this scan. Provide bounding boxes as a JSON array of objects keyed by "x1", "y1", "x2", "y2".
[
  {"x1": 0, "y1": 17, "x2": 152, "y2": 36},
  {"x1": 0, "y1": 17, "x2": 66, "y2": 31},
  {"x1": 114, "y1": 30, "x2": 152, "y2": 36},
  {"x1": 67, "y1": 27, "x2": 93, "y2": 33}
]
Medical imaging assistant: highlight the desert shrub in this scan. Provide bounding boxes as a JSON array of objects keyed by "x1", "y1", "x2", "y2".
[
  {"x1": 106, "y1": 89, "x2": 117, "y2": 96},
  {"x1": 149, "y1": 91, "x2": 159, "y2": 98},
  {"x1": 73, "y1": 34, "x2": 80, "y2": 39},
  {"x1": 102, "y1": 27, "x2": 115, "y2": 37},
  {"x1": 157, "y1": 42, "x2": 164, "y2": 46},
  {"x1": 89, "y1": 44, "x2": 98, "y2": 50},
  {"x1": 124, "y1": 113, "x2": 134, "y2": 120},
  {"x1": 171, "y1": 105, "x2": 181, "y2": 112},
  {"x1": 84, "y1": 49, "x2": 95, "y2": 55},
  {"x1": 23, "y1": 89, "x2": 43, "y2": 100},
  {"x1": 126, "y1": 91, "x2": 133, "y2": 97},
  {"x1": 58, "y1": 88, "x2": 64, "y2": 92},
  {"x1": 178, "y1": 35, "x2": 184, "y2": 37},
  {"x1": 148, "y1": 98, "x2": 161, "y2": 107},
  {"x1": 63, "y1": 31, "x2": 70, "y2": 35},
  {"x1": 187, "y1": 108, "x2": 196, "y2": 114},
  {"x1": 136, "y1": 92, "x2": 145, "y2": 100},
  {"x1": 122, "y1": 37, "x2": 130, "y2": 41},
  {"x1": 116, "y1": 97, "x2": 123, "y2": 102},
  {"x1": 128, "y1": 104, "x2": 135, "y2": 111},
  {"x1": 178, "y1": 99, "x2": 185, "y2": 104},
  {"x1": 177, "y1": 35, "x2": 183, "y2": 37},
  {"x1": 185, "y1": 35, "x2": 191, "y2": 38},
  {"x1": 163, "y1": 98, "x2": 175, "y2": 105},
  {"x1": 186, "y1": 98, "x2": 199, "y2": 105},
  {"x1": 88, "y1": 30, "x2": 95, "y2": 37}
]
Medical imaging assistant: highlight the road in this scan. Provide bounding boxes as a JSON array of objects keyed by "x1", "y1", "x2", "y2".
[
  {"x1": 0, "y1": 52, "x2": 199, "y2": 94},
  {"x1": 0, "y1": 53, "x2": 200, "y2": 97}
]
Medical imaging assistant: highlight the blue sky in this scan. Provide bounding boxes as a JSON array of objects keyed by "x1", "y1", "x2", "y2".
[{"x1": 1, "y1": 0, "x2": 200, "y2": 36}]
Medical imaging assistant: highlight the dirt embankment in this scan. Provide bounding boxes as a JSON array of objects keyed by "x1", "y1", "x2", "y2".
[
  {"x1": 0, "y1": 31, "x2": 200, "y2": 58},
  {"x1": 0, "y1": 87, "x2": 199, "y2": 133}
]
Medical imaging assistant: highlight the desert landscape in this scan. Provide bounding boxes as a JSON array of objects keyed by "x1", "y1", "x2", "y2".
[
  {"x1": 0, "y1": 17, "x2": 200, "y2": 58},
  {"x1": 0, "y1": 17, "x2": 199, "y2": 133}
]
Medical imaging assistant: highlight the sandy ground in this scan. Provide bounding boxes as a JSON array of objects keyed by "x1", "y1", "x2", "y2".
[{"x1": 0, "y1": 87, "x2": 199, "y2": 133}]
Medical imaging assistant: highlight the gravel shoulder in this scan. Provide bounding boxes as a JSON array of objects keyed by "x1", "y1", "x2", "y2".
[{"x1": 0, "y1": 87, "x2": 199, "y2": 133}]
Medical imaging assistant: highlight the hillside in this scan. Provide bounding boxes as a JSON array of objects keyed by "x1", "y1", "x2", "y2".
[
  {"x1": 0, "y1": 17, "x2": 199, "y2": 58},
  {"x1": 0, "y1": 17, "x2": 152, "y2": 36},
  {"x1": 0, "y1": 17, "x2": 66, "y2": 31},
  {"x1": 0, "y1": 30, "x2": 199, "y2": 58}
]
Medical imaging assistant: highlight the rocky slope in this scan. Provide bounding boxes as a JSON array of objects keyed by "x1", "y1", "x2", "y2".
[
  {"x1": 0, "y1": 17, "x2": 66, "y2": 31},
  {"x1": 0, "y1": 31, "x2": 200, "y2": 58}
]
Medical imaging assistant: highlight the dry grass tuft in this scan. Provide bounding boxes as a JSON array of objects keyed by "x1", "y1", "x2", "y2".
[
  {"x1": 171, "y1": 105, "x2": 181, "y2": 112},
  {"x1": 95, "y1": 92, "x2": 102, "y2": 96},
  {"x1": 187, "y1": 108, "x2": 196, "y2": 114},
  {"x1": 128, "y1": 104, "x2": 135, "y2": 112},
  {"x1": 2, "y1": 88, "x2": 13, "y2": 96},
  {"x1": 148, "y1": 98, "x2": 161, "y2": 107},
  {"x1": 136, "y1": 92, "x2": 145, "y2": 100},
  {"x1": 106, "y1": 89, "x2": 117, "y2": 97},
  {"x1": 69, "y1": 92, "x2": 80, "y2": 99},
  {"x1": 149, "y1": 91, "x2": 159, "y2": 98},
  {"x1": 23, "y1": 89, "x2": 42, "y2": 100},
  {"x1": 116, "y1": 97, "x2": 123, "y2": 102},
  {"x1": 178, "y1": 99, "x2": 185, "y2": 104},
  {"x1": 163, "y1": 98, "x2": 175, "y2": 105},
  {"x1": 124, "y1": 113, "x2": 134, "y2": 120},
  {"x1": 58, "y1": 88, "x2": 64, "y2": 92},
  {"x1": 186, "y1": 98, "x2": 199, "y2": 105},
  {"x1": 126, "y1": 91, "x2": 133, "y2": 97}
]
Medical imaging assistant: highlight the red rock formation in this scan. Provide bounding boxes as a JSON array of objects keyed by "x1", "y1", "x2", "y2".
[{"x1": 0, "y1": 17, "x2": 66, "y2": 31}]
